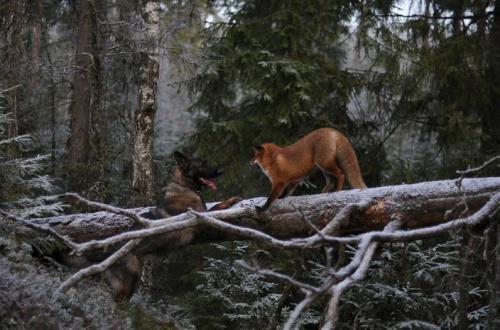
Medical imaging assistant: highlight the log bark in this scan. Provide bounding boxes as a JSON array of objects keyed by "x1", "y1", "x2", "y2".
[{"x1": 32, "y1": 177, "x2": 500, "y2": 244}]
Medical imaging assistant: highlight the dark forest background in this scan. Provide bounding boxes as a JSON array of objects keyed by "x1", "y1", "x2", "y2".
[{"x1": 1, "y1": 0, "x2": 500, "y2": 328}]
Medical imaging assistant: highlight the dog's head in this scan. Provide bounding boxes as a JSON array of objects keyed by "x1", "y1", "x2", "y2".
[{"x1": 173, "y1": 151, "x2": 223, "y2": 190}]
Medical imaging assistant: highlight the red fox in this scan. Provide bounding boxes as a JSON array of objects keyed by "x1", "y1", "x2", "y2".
[{"x1": 251, "y1": 127, "x2": 367, "y2": 212}]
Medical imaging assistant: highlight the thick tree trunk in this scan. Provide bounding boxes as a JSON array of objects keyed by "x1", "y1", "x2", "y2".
[
  {"x1": 88, "y1": 1, "x2": 106, "y2": 202},
  {"x1": 68, "y1": 0, "x2": 93, "y2": 166},
  {"x1": 132, "y1": 1, "x2": 160, "y2": 206},
  {"x1": 33, "y1": 178, "x2": 500, "y2": 244},
  {"x1": 67, "y1": 0, "x2": 101, "y2": 193}
]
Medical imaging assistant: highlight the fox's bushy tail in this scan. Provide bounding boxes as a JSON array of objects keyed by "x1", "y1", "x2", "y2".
[{"x1": 336, "y1": 143, "x2": 367, "y2": 189}]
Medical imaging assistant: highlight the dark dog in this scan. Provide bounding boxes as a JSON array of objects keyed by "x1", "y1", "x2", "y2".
[
  {"x1": 152, "y1": 151, "x2": 240, "y2": 217},
  {"x1": 105, "y1": 151, "x2": 239, "y2": 301}
]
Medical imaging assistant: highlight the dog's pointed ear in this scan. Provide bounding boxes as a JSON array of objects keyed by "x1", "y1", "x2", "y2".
[
  {"x1": 173, "y1": 151, "x2": 188, "y2": 166},
  {"x1": 252, "y1": 145, "x2": 264, "y2": 154}
]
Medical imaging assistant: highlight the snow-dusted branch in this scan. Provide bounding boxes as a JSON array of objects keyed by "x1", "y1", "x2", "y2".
[
  {"x1": 54, "y1": 238, "x2": 143, "y2": 297},
  {"x1": 456, "y1": 155, "x2": 500, "y2": 179},
  {"x1": 0, "y1": 209, "x2": 77, "y2": 250},
  {"x1": 321, "y1": 240, "x2": 380, "y2": 330},
  {"x1": 236, "y1": 261, "x2": 319, "y2": 294},
  {"x1": 319, "y1": 221, "x2": 402, "y2": 329},
  {"x1": 65, "y1": 193, "x2": 152, "y2": 227},
  {"x1": 315, "y1": 198, "x2": 375, "y2": 238},
  {"x1": 71, "y1": 217, "x2": 197, "y2": 255}
]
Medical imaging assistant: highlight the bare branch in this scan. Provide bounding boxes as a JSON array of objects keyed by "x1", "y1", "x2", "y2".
[
  {"x1": 319, "y1": 199, "x2": 375, "y2": 236},
  {"x1": 456, "y1": 156, "x2": 500, "y2": 197},
  {"x1": 72, "y1": 217, "x2": 198, "y2": 255},
  {"x1": 321, "y1": 240, "x2": 380, "y2": 329},
  {"x1": 0, "y1": 209, "x2": 77, "y2": 250},
  {"x1": 282, "y1": 220, "x2": 401, "y2": 329},
  {"x1": 360, "y1": 192, "x2": 500, "y2": 243},
  {"x1": 297, "y1": 207, "x2": 325, "y2": 238},
  {"x1": 54, "y1": 238, "x2": 143, "y2": 296},
  {"x1": 65, "y1": 193, "x2": 152, "y2": 227},
  {"x1": 236, "y1": 261, "x2": 318, "y2": 294},
  {"x1": 189, "y1": 209, "x2": 306, "y2": 248},
  {"x1": 324, "y1": 247, "x2": 334, "y2": 275}
]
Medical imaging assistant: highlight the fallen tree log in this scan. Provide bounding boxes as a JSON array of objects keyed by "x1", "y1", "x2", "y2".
[
  {"x1": 31, "y1": 177, "x2": 500, "y2": 244},
  {"x1": 13, "y1": 176, "x2": 499, "y2": 330}
]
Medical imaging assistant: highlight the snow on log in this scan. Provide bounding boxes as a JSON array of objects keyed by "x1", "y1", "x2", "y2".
[{"x1": 31, "y1": 177, "x2": 500, "y2": 244}]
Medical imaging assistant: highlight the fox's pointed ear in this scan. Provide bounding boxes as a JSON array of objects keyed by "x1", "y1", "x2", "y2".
[
  {"x1": 252, "y1": 145, "x2": 264, "y2": 153},
  {"x1": 173, "y1": 151, "x2": 188, "y2": 165}
]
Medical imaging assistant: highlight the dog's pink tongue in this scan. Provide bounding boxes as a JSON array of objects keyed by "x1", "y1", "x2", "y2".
[{"x1": 200, "y1": 178, "x2": 217, "y2": 190}]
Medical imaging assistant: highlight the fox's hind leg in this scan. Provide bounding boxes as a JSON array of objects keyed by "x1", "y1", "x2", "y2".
[{"x1": 280, "y1": 180, "x2": 301, "y2": 198}]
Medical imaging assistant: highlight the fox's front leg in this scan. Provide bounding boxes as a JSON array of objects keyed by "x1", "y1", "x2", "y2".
[{"x1": 256, "y1": 182, "x2": 285, "y2": 213}]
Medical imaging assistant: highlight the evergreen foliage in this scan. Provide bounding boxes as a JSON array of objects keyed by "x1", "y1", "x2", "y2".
[
  {"x1": 338, "y1": 237, "x2": 488, "y2": 329},
  {"x1": 1, "y1": 95, "x2": 126, "y2": 328},
  {"x1": 0, "y1": 234, "x2": 132, "y2": 329},
  {"x1": 0, "y1": 108, "x2": 63, "y2": 217},
  {"x1": 194, "y1": 244, "x2": 280, "y2": 329},
  {"x1": 354, "y1": 0, "x2": 500, "y2": 172}
]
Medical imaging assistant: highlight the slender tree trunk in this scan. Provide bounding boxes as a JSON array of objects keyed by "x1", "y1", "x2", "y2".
[
  {"x1": 451, "y1": 0, "x2": 464, "y2": 37},
  {"x1": 481, "y1": 0, "x2": 500, "y2": 156},
  {"x1": 132, "y1": 0, "x2": 160, "y2": 206},
  {"x1": 31, "y1": 0, "x2": 42, "y2": 88},
  {"x1": 40, "y1": 5, "x2": 57, "y2": 171},
  {"x1": 458, "y1": 234, "x2": 480, "y2": 330},
  {"x1": 489, "y1": 217, "x2": 500, "y2": 328},
  {"x1": 421, "y1": 0, "x2": 431, "y2": 49},
  {"x1": 6, "y1": 0, "x2": 23, "y2": 158},
  {"x1": 88, "y1": 0, "x2": 106, "y2": 201}
]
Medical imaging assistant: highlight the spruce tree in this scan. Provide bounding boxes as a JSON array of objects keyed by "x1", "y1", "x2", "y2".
[{"x1": 186, "y1": 0, "x2": 384, "y2": 198}]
